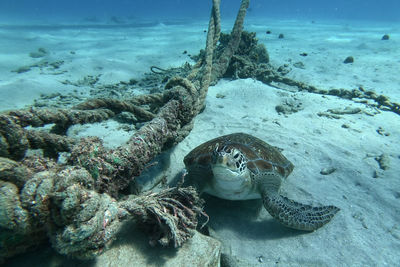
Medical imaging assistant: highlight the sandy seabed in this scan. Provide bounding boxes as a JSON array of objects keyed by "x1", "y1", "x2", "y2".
[{"x1": 1, "y1": 17, "x2": 399, "y2": 266}]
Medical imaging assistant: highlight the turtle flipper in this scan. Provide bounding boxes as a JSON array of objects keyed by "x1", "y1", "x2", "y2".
[{"x1": 262, "y1": 194, "x2": 340, "y2": 231}]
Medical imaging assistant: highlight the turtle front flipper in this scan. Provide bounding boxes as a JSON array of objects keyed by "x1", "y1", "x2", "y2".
[{"x1": 262, "y1": 194, "x2": 340, "y2": 231}]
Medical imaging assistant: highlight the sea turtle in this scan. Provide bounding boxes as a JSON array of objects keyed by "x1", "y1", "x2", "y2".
[{"x1": 183, "y1": 133, "x2": 339, "y2": 231}]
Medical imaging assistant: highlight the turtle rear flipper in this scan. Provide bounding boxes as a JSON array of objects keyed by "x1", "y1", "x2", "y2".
[{"x1": 262, "y1": 194, "x2": 340, "y2": 231}]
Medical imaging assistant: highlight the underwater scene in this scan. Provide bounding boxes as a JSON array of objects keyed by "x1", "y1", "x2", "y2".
[{"x1": 0, "y1": 0, "x2": 399, "y2": 266}]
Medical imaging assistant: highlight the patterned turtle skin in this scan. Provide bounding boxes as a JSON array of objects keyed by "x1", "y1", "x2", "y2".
[{"x1": 183, "y1": 132, "x2": 339, "y2": 231}]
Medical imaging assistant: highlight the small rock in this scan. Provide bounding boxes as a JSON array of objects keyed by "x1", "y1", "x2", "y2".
[
  {"x1": 317, "y1": 112, "x2": 341, "y2": 119},
  {"x1": 12, "y1": 65, "x2": 31, "y2": 73},
  {"x1": 381, "y1": 34, "x2": 390, "y2": 40},
  {"x1": 258, "y1": 255, "x2": 264, "y2": 263},
  {"x1": 29, "y1": 51, "x2": 45, "y2": 58},
  {"x1": 376, "y1": 127, "x2": 390, "y2": 136},
  {"x1": 275, "y1": 98, "x2": 303, "y2": 115},
  {"x1": 341, "y1": 124, "x2": 350, "y2": 129},
  {"x1": 327, "y1": 106, "x2": 361, "y2": 115},
  {"x1": 320, "y1": 167, "x2": 336, "y2": 175},
  {"x1": 293, "y1": 61, "x2": 305, "y2": 69},
  {"x1": 275, "y1": 105, "x2": 285, "y2": 114},
  {"x1": 299, "y1": 52, "x2": 308, "y2": 56},
  {"x1": 352, "y1": 212, "x2": 368, "y2": 229},
  {"x1": 216, "y1": 93, "x2": 226, "y2": 99},
  {"x1": 278, "y1": 33, "x2": 284, "y2": 39},
  {"x1": 49, "y1": 60, "x2": 64, "y2": 69},
  {"x1": 266, "y1": 30, "x2": 271, "y2": 34},
  {"x1": 375, "y1": 153, "x2": 390, "y2": 170},
  {"x1": 343, "y1": 56, "x2": 354, "y2": 64},
  {"x1": 38, "y1": 47, "x2": 47, "y2": 54},
  {"x1": 277, "y1": 64, "x2": 291, "y2": 75},
  {"x1": 29, "y1": 47, "x2": 48, "y2": 58}
]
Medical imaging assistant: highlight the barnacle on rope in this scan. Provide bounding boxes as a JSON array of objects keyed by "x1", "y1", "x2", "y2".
[
  {"x1": 120, "y1": 186, "x2": 205, "y2": 248},
  {"x1": 0, "y1": 164, "x2": 206, "y2": 260}
]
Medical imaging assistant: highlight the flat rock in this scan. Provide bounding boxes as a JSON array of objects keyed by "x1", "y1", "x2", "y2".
[
  {"x1": 5, "y1": 222, "x2": 221, "y2": 267},
  {"x1": 96, "y1": 222, "x2": 221, "y2": 267}
]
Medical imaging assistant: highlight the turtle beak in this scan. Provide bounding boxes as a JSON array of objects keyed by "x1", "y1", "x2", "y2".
[
  {"x1": 216, "y1": 154, "x2": 227, "y2": 164},
  {"x1": 216, "y1": 155, "x2": 237, "y2": 171},
  {"x1": 212, "y1": 165, "x2": 242, "y2": 182}
]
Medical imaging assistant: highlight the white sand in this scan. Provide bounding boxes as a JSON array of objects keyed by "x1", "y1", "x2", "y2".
[
  {"x1": 174, "y1": 78, "x2": 400, "y2": 266},
  {"x1": 1, "y1": 18, "x2": 399, "y2": 266}
]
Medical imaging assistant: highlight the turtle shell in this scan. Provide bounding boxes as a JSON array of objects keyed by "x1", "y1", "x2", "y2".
[{"x1": 184, "y1": 133, "x2": 294, "y2": 178}]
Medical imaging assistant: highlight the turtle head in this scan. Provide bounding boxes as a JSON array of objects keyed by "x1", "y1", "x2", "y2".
[
  {"x1": 211, "y1": 145, "x2": 249, "y2": 187},
  {"x1": 213, "y1": 146, "x2": 247, "y2": 174},
  {"x1": 207, "y1": 145, "x2": 256, "y2": 200}
]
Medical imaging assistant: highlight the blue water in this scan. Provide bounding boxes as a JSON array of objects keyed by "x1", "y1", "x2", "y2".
[{"x1": 0, "y1": 0, "x2": 399, "y2": 23}]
